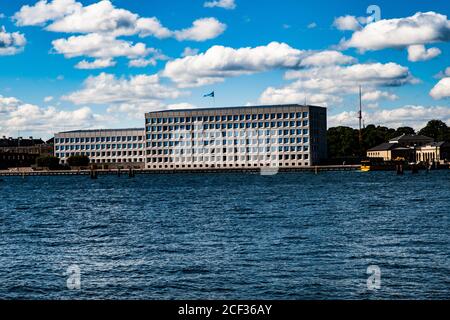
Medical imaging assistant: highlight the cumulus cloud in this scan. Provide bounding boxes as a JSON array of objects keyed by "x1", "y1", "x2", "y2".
[
  {"x1": 307, "y1": 22, "x2": 317, "y2": 29},
  {"x1": 182, "y1": 47, "x2": 199, "y2": 57},
  {"x1": 51, "y1": 33, "x2": 151, "y2": 66},
  {"x1": 204, "y1": 0, "x2": 236, "y2": 10},
  {"x1": 75, "y1": 58, "x2": 116, "y2": 69},
  {"x1": 0, "y1": 95, "x2": 21, "y2": 113},
  {"x1": 13, "y1": 0, "x2": 81, "y2": 26},
  {"x1": 333, "y1": 15, "x2": 362, "y2": 31},
  {"x1": 0, "y1": 26, "x2": 27, "y2": 56},
  {"x1": 174, "y1": 18, "x2": 226, "y2": 41},
  {"x1": 430, "y1": 77, "x2": 450, "y2": 99},
  {"x1": 136, "y1": 17, "x2": 172, "y2": 38},
  {"x1": 163, "y1": 42, "x2": 305, "y2": 87},
  {"x1": 260, "y1": 62, "x2": 414, "y2": 107},
  {"x1": 407, "y1": 44, "x2": 441, "y2": 62},
  {"x1": 0, "y1": 95, "x2": 109, "y2": 137},
  {"x1": 259, "y1": 85, "x2": 342, "y2": 107},
  {"x1": 361, "y1": 90, "x2": 398, "y2": 102},
  {"x1": 44, "y1": 96, "x2": 54, "y2": 102},
  {"x1": 63, "y1": 72, "x2": 185, "y2": 106},
  {"x1": 341, "y1": 12, "x2": 450, "y2": 51},
  {"x1": 329, "y1": 105, "x2": 450, "y2": 129},
  {"x1": 299, "y1": 50, "x2": 356, "y2": 67},
  {"x1": 163, "y1": 42, "x2": 361, "y2": 88},
  {"x1": 14, "y1": 0, "x2": 226, "y2": 42}
]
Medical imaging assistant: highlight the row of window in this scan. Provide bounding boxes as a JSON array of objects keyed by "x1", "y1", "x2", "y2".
[
  {"x1": 147, "y1": 145, "x2": 309, "y2": 155},
  {"x1": 61, "y1": 158, "x2": 142, "y2": 164},
  {"x1": 147, "y1": 154, "x2": 310, "y2": 163},
  {"x1": 146, "y1": 121, "x2": 309, "y2": 132},
  {"x1": 146, "y1": 145, "x2": 309, "y2": 156},
  {"x1": 56, "y1": 151, "x2": 143, "y2": 158},
  {"x1": 55, "y1": 143, "x2": 144, "y2": 151},
  {"x1": 147, "y1": 137, "x2": 310, "y2": 148},
  {"x1": 55, "y1": 136, "x2": 143, "y2": 144},
  {"x1": 146, "y1": 112, "x2": 309, "y2": 124},
  {"x1": 146, "y1": 129, "x2": 309, "y2": 140}
]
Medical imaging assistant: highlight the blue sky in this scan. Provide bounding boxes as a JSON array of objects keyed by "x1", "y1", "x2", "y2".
[{"x1": 0, "y1": 0, "x2": 449, "y2": 138}]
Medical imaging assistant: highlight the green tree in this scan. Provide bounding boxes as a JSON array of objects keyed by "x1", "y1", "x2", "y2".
[
  {"x1": 36, "y1": 156, "x2": 60, "y2": 169},
  {"x1": 67, "y1": 155, "x2": 90, "y2": 167},
  {"x1": 419, "y1": 120, "x2": 450, "y2": 142},
  {"x1": 327, "y1": 126, "x2": 359, "y2": 158}
]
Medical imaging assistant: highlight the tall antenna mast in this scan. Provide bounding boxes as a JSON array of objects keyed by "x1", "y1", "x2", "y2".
[{"x1": 358, "y1": 85, "x2": 363, "y2": 145}]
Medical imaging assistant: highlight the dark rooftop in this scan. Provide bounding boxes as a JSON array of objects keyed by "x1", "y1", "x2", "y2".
[
  {"x1": 0, "y1": 137, "x2": 45, "y2": 148},
  {"x1": 145, "y1": 104, "x2": 324, "y2": 115},
  {"x1": 367, "y1": 142, "x2": 399, "y2": 152},
  {"x1": 57, "y1": 128, "x2": 145, "y2": 134}
]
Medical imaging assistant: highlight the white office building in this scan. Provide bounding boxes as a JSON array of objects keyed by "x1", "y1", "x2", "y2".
[
  {"x1": 144, "y1": 105, "x2": 327, "y2": 170},
  {"x1": 54, "y1": 128, "x2": 145, "y2": 168}
]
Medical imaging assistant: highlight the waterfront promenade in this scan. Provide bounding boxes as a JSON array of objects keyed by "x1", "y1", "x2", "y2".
[{"x1": 0, "y1": 165, "x2": 360, "y2": 176}]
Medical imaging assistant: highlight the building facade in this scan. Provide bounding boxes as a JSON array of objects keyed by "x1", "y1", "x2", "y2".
[
  {"x1": 54, "y1": 128, "x2": 145, "y2": 168},
  {"x1": 144, "y1": 105, "x2": 327, "y2": 170},
  {"x1": 0, "y1": 137, "x2": 52, "y2": 169},
  {"x1": 416, "y1": 142, "x2": 450, "y2": 164}
]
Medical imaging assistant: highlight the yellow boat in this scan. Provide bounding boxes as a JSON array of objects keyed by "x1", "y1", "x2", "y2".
[{"x1": 361, "y1": 160, "x2": 371, "y2": 172}]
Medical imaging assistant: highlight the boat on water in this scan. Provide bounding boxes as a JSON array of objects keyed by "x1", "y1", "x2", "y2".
[{"x1": 360, "y1": 159, "x2": 401, "y2": 172}]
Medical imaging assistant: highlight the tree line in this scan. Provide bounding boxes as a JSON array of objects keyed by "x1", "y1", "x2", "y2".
[{"x1": 327, "y1": 120, "x2": 450, "y2": 160}]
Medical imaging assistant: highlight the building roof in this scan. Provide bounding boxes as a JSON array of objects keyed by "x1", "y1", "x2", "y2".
[
  {"x1": 57, "y1": 128, "x2": 145, "y2": 134},
  {"x1": 145, "y1": 104, "x2": 324, "y2": 115},
  {"x1": 389, "y1": 134, "x2": 433, "y2": 143},
  {"x1": 0, "y1": 138, "x2": 45, "y2": 148},
  {"x1": 367, "y1": 142, "x2": 399, "y2": 152}
]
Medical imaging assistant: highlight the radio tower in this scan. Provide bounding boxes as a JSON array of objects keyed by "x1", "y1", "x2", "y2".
[{"x1": 358, "y1": 85, "x2": 363, "y2": 145}]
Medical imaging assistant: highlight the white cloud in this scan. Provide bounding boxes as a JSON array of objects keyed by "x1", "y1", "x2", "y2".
[
  {"x1": 75, "y1": 58, "x2": 116, "y2": 69},
  {"x1": 15, "y1": 0, "x2": 226, "y2": 42},
  {"x1": 0, "y1": 95, "x2": 21, "y2": 113},
  {"x1": 329, "y1": 105, "x2": 450, "y2": 129},
  {"x1": 204, "y1": 0, "x2": 236, "y2": 10},
  {"x1": 63, "y1": 72, "x2": 185, "y2": 105},
  {"x1": 0, "y1": 95, "x2": 109, "y2": 137},
  {"x1": 307, "y1": 22, "x2": 317, "y2": 29},
  {"x1": 166, "y1": 102, "x2": 196, "y2": 110},
  {"x1": 163, "y1": 43, "x2": 360, "y2": 88},
  {"x1": 285, "y1": 62, "x2": 414, "y2": 87},
  {"x1": 0, "y1": 13, "x2": 5, "y2": 19},
  {"x1": 174, "y1": 18, "x2": 226, "y2": 41},
  {"x1": 0, "y1": 26, "x2": 26, "y2": 56},
  {"x1": 341, "y1": 12, "x2": 450, "y2": 51},
  {"x1": 259, "y1": 85, "x2": 342, "y2": 107},
  {"x1": 260, "y1": 62, "x2": 413, "y2": 107},
  {"x1": 163, "y1": 42, "x2": 306, "y2": 87},
  {"x1": 44, "y1": 96, "x2": 54, "y2": 102},
  {"x1": 52, "y1": 33, "x2": 149, "y2": 59},
  {"x1": 13, "y1": 0, "x2": 81, "y2": 26},
  {"x1": 407, "y1": 44, "x2": 441, "y2": 62},
  {"x1": 182, "y1": 47, "x2": 199, "y2": 57},
  {"x1": 299, "y1": 50, "x2": 356, "y2": 67},
  {"x1": 430, "y1": 77, "x2": 450, "y2": 99},
  {"x1": 136, "y1": 17, "x2": 172, "y2": 38},
  {"x1": 361, "y1": 90, "x2": 398, "y2": 102},
  {"x1": 333, "y1": 15, "x2": 362, "y2": 31}
]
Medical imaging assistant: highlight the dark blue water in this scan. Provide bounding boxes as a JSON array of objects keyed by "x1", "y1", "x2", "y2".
[{"x1": 0, "y1": 171, "x2": 449, "y2": 299}]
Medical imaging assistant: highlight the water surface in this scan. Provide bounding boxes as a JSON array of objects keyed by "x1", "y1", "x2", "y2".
[{"x1": 0, "y1": 171, "x2": 448, "y2": 299}]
